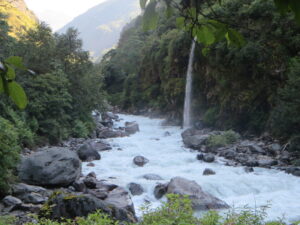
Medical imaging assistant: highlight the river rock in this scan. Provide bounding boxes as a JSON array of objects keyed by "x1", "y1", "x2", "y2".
[
  {"x1": 2, "y1": 196, "x2": 22, "y2": 209},
  {"x1": 72, "y1": 179, "x2": 87, "y2": 192},
  {"x1": 125, "y1": 122, "x2": 140, "y2": 135},
  {"x1": 203, "y1": 168, "x2": 216, "y2": 176},
  {"x1": 167, "y1": 177, "x2": 229, "y2": 210},
  {"x1": 91, "y1": 141, "x2": 112, "y2": 151},
  {"x1": 19, "y1": 193, "x2": 47, "y2": 204},
  {"x1": 77, "y1": 143, "x2": 101, "y2": 162},
  {"x1": 133, "y1": 156, "x2": 149, "y2": 167},
  {"x1": 203, "y1": 154, "x2": 215, "y2": 163},
  {"x1": 258, "y1": 159, "x2": 278, "y2": 167},
  {"x1": 127, "y1": 183, "x2": 144, "y2": 196},
  {"x1": 244, "y1": 167, "x2": 254, "y2": 173},
  {"x1": 154, "y1": 183, "x2": 168, "y2": 199},
  {"x1": 182, "y1": 134, "x2": 210, "y2": 149},
  {"x1": 98, "y1": 128, "x2": 125, "y2": 139},
  {"x1": 143, "y1": 174, "x2": 163, "y2": 180},
  {"x1": 83, "y1": 177, "x2": 98, "y2": 189},
  {"x1": 220, "y1": 149, "x2": 237, "y2": 160},
  {"x1": 42, "y1": 193, "x2": 112, "y2": 220},
  {"x1": 105, "y1": 187, "x2": 137, "y2": 222},
  {"x1": 19, "y1": 147, "x2": 81, "y2": 187},
  {"x1": 102, "y1": 112, "x2": 119, "y2": 121},
  {"x1": 12, "y1": 183, "x2": 49, "y2": 198},
  {"x1": 286, "y1": 167, "x2": 300, "y2": 177},
  {"x1": 248, "y1": 144, "x2": 266, "y2": 155}
]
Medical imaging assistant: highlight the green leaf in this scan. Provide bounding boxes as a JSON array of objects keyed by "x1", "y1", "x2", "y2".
[
  {"x1": 8, "y1": 81, "x2": 28, "y2": 109},
  {"x1": 5, "y1": 56, "x2": 26, "y2": 70},
  {"x1": 0, "y1": 78, "x2": 3, "y2": 94},
  {"x1": 6, "y1": 65, "x2": 16, "y2": 80},
  {"x1": 226, "y1": 28, "x2": 246, "y2": 48},
  {"x1": 143, "y1": 1, "x2": 159, "y2": 31},
  {"x1": 176, "y1": 17, "x2": 185, "y2": 29},
  {"x1": 140, "y1": 0, "x2": 148, "y2": 9},
  {"x1": 195, "y1": 25, "x2": 215, "y2": 46},
  {"x1": 208, "y1": 20, "x2": 228, "y2": 42}
]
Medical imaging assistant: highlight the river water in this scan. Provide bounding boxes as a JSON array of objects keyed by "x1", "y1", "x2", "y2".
[{"x1": 83, "y1": 114, "x2": 300, "y2": 222}]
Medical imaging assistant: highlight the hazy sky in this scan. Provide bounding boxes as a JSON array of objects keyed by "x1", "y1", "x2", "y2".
[{"x1": 24, "y1": 0, "x2": 108, "y2": 31}]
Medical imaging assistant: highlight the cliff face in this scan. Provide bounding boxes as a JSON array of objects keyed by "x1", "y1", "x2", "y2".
[
  {"x1": 0, "y1": 0, "x2": 38, "y2": 37},
  {"x1": 59, "y1": 0, "x2": 140, "y2": 61}
]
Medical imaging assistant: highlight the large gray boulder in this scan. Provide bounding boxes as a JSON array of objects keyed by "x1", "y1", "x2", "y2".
[
  {"x1": 77, "y1": 143, "x2": 101, "y2": 162},
  {"x1": 19, "y1": 147, "x2": 81, "y2": 187},
  {"x1": 125, "y1": 122, "x2": 140, "y2": 135},
  {"x1": 105, "y1": 187, "x2": 137, "y2": 222},
  {"x1": 98, "y1": 128, "x2": 125, "y2": 139},
  {"x1": 127, "y1": 183, "x2": 144, "y2": 196},
  {"x1": 41, "y1": 192, "x2": 133, "y2": 223},
  {"x1": 182, "y1": 134, "x2": 210, "y2": 149},
  {"x1": 167, "y1": 177, "x2": 229, "y2": 210}
]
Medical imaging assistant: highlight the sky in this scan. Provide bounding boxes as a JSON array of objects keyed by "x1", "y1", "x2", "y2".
[{"x1": 24, "y1": 0, "x2": 108, "y2": 31}]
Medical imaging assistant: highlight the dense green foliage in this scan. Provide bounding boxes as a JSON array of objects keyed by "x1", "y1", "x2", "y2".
[
  {"x1": 0, "y1": 15, "x2": 105, "y2": 194},
  {"x1": 101, "y1": 0, "x2": 300, "y2": 142},
  {"x1": 23, "y1": 194, "x2": 292, "y2": 225},
  {"x1": 207, "y1": 130, "x2": 240, "y2": 148}
]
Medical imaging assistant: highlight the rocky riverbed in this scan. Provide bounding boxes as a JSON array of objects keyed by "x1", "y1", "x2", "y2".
[{"x1": 1, "y1": 113, "x2": 300, "y2": 224}]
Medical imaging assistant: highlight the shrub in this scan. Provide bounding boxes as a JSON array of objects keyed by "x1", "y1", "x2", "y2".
[
  {"x1": 140, "y1": 194, "x2": 199, "y2": 225},
  {"x1": 207, "y1": 130, "x2": 240, "y2": 148},
  {"x1": 0, "y1": 116, "x2": 20, "y2": 194},
  {"x1": 72, "y1": 119, "x2": 89, "y2": 138},
  {"x1": 0, "y1": 215, "x2": 16, "y2": 225}
]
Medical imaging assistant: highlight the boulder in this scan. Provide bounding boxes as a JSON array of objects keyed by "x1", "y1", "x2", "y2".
[
  {"x1": 41, "y1": 193, "x2": 112, "y2": 220},
  {"x1": 286, "y1": 167, "x2": 300, "y2": 177},
  {"x1": 183, "y1": 134, "x2": 210, "y2": 149},
  {"x1": 125, "y1": 122, "x2": 140, "y2": 135},
  {"x1": 72, "y1": 180, "x2": 86, "y2": 192},
  {"x1": 143, "y1": 174, "x2": 163, "y2": 180},
  {"x1": 248, "y1": 144, "x2": 266, "y2": 155},
  {"x1": 133, "y1": 156, "x2": 149, "y2": 167},
  {"x1": 203, "y1": 154, "x2": 215, "y2": 163},
  {"x1": 167, "y1": 177, "x2": 229, "y2": 210},
  {"x1": 220, "y1": 149, "x2": 237, "y2": 160},
  {"x1": 2, "y1": 196, "x2": 22, "y2": 212},
  {"x1": 87, "y1": 162, "x2": 95, "y2": 167},
  {"x1": 203, "y1": 168, "x2": 216, "y2": 176},
  {"x1": 102, "y1": 112, "x2": 119, "y2": 121},
  {"x1": 91, "y1": 141, "x2": 112, "y2": 152},
  {"x1": 19, "y1": 193, "x2": 47, "y2": 204},
  {"x1": 258, "y1": 159, "x2": 278, "y2": 167},
  {"x1": 105, "y1": 187, "x2": 137, "y2": 222},
  {"x1": 154, "y1": 183, "x2": 168, "y2": 199},
  {"x1": 244, "y1": 167, "x2": 254, "y2": 173},
  {"x1": 197, "y1": 154, "x2": 204, "y2": 160},
  {"x1": 98, "y1": 128, "x2": 125, "y2": 139},
  {"x1": 83, "y1": 177, "x2": 98, "y2": 189},
  {"x1": 12, "y1": 183, "x2": 49, "y2": 198},
  {"x1": 127, "y1": 183, "x2": 144, "y2": 196},
  {"x1": 77, "y1": 144, "x2": 101, "y2": 162},
  {"x1": 19, "y1": 147, "x2": 81, "y2": 187}
]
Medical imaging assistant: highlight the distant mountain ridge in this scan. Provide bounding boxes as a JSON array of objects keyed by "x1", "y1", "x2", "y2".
[
  {"x1": 0, "y1": 0, "x2": 38, "y2": 37},
  {"x1": 59, "y1": 0, "x2": 140, "y2": 60}
]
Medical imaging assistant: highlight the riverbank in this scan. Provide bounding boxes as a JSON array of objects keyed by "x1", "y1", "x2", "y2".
[{"x1": 1, "y1": 113, "x2": 300, "y2": 224}]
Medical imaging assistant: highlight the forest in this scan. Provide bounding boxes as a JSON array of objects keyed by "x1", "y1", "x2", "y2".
[{"x1": 0, "y1": 14, "x2": 106, "y2": 193}]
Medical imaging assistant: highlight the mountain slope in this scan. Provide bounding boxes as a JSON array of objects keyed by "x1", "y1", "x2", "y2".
[
  {"x1": 0, "y1": 0, "x2": 38, "y2": 37},
  {"x1": 59, "y1": 0, "x2": 140, "y2": 60}
]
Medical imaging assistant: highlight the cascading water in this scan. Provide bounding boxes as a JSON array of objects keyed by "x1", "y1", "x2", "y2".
[{"x1": 183, "y1": 41, "x2": 196, "y2": 129}]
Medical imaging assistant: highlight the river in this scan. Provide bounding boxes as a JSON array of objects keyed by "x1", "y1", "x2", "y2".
[{"x1": 83, "y1": 114, "x2": 300, "y2": 223}]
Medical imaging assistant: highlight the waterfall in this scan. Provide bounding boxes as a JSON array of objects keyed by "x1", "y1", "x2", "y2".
[{"x1": 183, "y1": 41, "x2": 196, "y2": 129}]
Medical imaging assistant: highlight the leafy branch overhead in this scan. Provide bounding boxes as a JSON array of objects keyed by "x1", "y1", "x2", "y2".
[
  {"x1": 140, "y1": 0, "x2": 300, "y2": 51},
  {"x1": 0, "y1": 56, "x2": 28, "y2": 109}
]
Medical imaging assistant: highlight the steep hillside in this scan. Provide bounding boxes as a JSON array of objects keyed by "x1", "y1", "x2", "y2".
[
  {"x1": 0, "y1": 0, "x2": 38, "y2": 37},
  {"x1": 59, "y1": 0, "x2": 140, "y2": 60},
  {"x1": 100, "y1": 0, "x2": 300, "y2": 139}
]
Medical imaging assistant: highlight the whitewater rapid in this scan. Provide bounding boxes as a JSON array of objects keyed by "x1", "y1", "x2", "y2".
[{"x1": 83, "y1": 114, "x2": 300, "y2": 222}]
